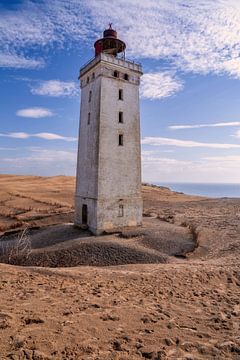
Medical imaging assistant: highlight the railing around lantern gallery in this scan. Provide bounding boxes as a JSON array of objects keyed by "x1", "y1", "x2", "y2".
[{"x1": 79, "y1": 53, "x2": 142, "y2": 78}]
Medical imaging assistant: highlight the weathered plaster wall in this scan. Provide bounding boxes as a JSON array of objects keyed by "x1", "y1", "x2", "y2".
[{"x1": 75, "y1": 54, "x2": 143, "y2": 234}]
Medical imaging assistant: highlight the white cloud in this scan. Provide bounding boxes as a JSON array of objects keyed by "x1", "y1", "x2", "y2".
[
  {"x1": 26, "y1": 149, "x2": 76, "y2": 162},
  {"x1": 142, "y1": 154, "x2": 190, "y2": 166},
  {"x1": 233, "y1": 129, "x2": 240, "y2": 139},
  {"x1": 1, "y1": 0, "x2": 240, "y2": 78},
  {"x1": 142, "y1": 136, "x2": 240, "y2": 149},
  {"x1": 0, "y1": 132, "x2": 77, "y2": 142},
  {"x1": 169, "y1": 121, "x2": 240, "y2": 130},
  {"x1": 88, "y1": 0, "x2": 240, "y2": 79},
  {"x1": 35, "y1": 133, "x2": 76, "y2": 141},
  {"x1": 0, "y1": 0, "x2": 92, "y2": 69},
  {"x1": 141, "y1": 150, "x2": 158, "y2": 156},
  {"x1": 0, "y1": 149, "x2": 77, "y2": 176},
  {"x1": 16, "y1": 107, "x2": 54, "y2": 118},
  {"x1": 31, "y1": 80, "x2": 79, "y2": 97},
  {"x1": 140, "y1": 72, "x2": 183, "y2": 99},
  {"x1": 141, "y1": 149, "x2": 175, "y2": 156},
  {"x1": 1, "y1": 132, "x2": 30, "y2": 139},
  {"x1": 141, "y1": 152, "x2": 240, "y2": 183},
  {"x1": 203, "y1": 155, "x2": 240, "y2": 162},
  {"x1": 0, "y1": 52, "x2": 44, "y2": 69}
]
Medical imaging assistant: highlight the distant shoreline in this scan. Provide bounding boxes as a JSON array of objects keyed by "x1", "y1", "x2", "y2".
[
  {"x1": 151, "y1": 182, "x2": 240, "y2": 198},
  {"x1": 0, "y1": 174, "x2": 239, "y2": 198}
]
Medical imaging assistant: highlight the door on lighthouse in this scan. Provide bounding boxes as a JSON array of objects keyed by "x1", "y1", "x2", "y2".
[{"x1": 82, "y1": 204, "x2": 88, "y2": 225}]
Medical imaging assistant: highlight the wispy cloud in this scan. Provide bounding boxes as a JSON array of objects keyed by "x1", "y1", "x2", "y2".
[
  {"x1": 16, "y1": 107, "x2": 54, "y2": 118},
  {"x1": 0, "y1": 52, "x2": 44, "y2": 69},
  {"x1": 88, "y1": 0, "x2": 240, "y2": 79},
  {"x1": 31, "y1": 80, "x2": 79, "y2": 97},
  {"x1": 142, "y1": 136, "x2": 240, "y2": 149},
  {"x1": 1, "y1": 0, "x2": 240, "y2": 79},
  {"x1": 140, "y1": 72, "x2": 183, "y2": 99},
  {"x1": 0, "y1": 132, "x2": 77, "y2": 141},
  {"x1": 142, "y1": 154, "x2": 190, "y2": 166},
  {"x1": 141, "y1": 151, "x2": 240, "y2": 183},
  {"x1": 0, "y1": 0, "x2": 92, "y2": 69},
  {"x1": 169, "y1": 121, "x2": 240, "y2": 130},
  {"x1": 35, "y1": 133, "x2": 76, "y2": 141},
  {"x1": 0, "y1": 149, "x2": 77, "y2": 176},
  {"x1": 203, "y1": 155, "x2": 240, "y2": 162},
  {"x1": 0, "y1": 147, "x2": 18, "y2": 151},
  {"x1": 233, "y1": 129, "x2": 240, "y2": 139},
  {"x1": 22, "y1": 149, "x2": 76, "y2": 162}
]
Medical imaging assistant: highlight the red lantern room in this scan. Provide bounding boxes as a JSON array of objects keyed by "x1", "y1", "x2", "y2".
[{"x1": 94, "y1": 23, "x2": 126, "y2": 57}]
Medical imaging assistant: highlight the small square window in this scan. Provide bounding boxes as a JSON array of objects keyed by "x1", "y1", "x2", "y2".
[
  {"x1": 124, "y1": 73, "x2": 129, "y2": 81},
  {"x1": 88, "y1": 112, "x2": 91, "y2": 125},
  {"x1": 119, "y1": 112, "x2": 123, "y2": 123},
  {"x1": 119, "y1": 89, "x2": 123, "y2": 100},
  {"x1": 114, "y1": 70, "x2": 119, "y2": 78},
  {"x1": 119, "y1": 134, "x2": 123, "y2": 146},
  {"x1": 92, "y1": 72, "x2": 95, "y2": 80}
]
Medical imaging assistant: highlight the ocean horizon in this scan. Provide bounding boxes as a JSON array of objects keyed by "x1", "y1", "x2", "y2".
[{"x1": 152, "y1": 182, "x2": 240, "y2": 198}]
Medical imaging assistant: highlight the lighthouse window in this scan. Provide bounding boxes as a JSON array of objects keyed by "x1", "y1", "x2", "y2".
[
  {"x1": 118, "y1": 204, "x2": 124, "y2": 217},
  {"x1": 119, "y1": 111, "x2": 123, "y2": 123},
  {"x1": 119, "y1": 134, "x2": 123, "y2": 146},
  {"x1": 88, "y1": 90, "x2": 92, "y2": 102},
  {"x1": 114, "y1": 70, "x2": 119, "y2": 78},
  {"x1": 119, "y1": 89, "x2": 123, "y2": 100},
  {"x1": 87, "y1": 112, "x2": 91, "y2": 125},
  {"x1": 124, "y1": 73, "x2": 129, "y2": 81}
]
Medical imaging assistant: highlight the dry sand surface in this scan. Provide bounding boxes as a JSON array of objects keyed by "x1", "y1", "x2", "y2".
[
  {"x1": 0, "y1": 175, "x2": 239, "y2": 359},
  {"x1": 0, "y1": 175, "x2": 74, "y2": 235}
]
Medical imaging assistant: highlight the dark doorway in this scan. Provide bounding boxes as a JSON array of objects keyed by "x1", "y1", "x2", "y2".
[{"x1": 82, "y1": 204, "x2": 88, "y2": 225}]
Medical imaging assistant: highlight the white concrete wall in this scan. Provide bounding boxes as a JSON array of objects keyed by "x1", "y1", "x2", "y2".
[{"x1": 75, "y1": 55, "x2": 143, "y2": 234}]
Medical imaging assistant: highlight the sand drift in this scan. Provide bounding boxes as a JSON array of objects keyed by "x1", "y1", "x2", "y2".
[{"x1": 0, "y1": 220, "x2": 196, "y2": 267}]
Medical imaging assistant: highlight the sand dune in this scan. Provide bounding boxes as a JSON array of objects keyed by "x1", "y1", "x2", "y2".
[
  {"x1": 0, "y1": 175, "x2": 239, "y2": 359},
  {"x1": 0, "y1": 175, "x2": 74, "y2": 235}
]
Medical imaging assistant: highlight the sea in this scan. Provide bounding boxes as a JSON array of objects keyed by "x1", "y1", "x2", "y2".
[{"x1": 153, "y1": 182, "x2": 240, "y2": 198}]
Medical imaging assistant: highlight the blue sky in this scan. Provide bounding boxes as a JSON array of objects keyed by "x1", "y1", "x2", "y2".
[{"x1": 0, "y1": 0, "x2": 240, "y2": 183}]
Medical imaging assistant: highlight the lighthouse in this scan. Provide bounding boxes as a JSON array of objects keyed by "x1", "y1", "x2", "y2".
[{"x1": 75, "y1": 24, "x2": 143, "y2": 235}]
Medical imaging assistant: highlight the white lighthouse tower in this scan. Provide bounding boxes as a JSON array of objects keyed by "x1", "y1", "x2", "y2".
[{"x1": 75, "y1": 25, "x2": 143, "y2": 235}]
